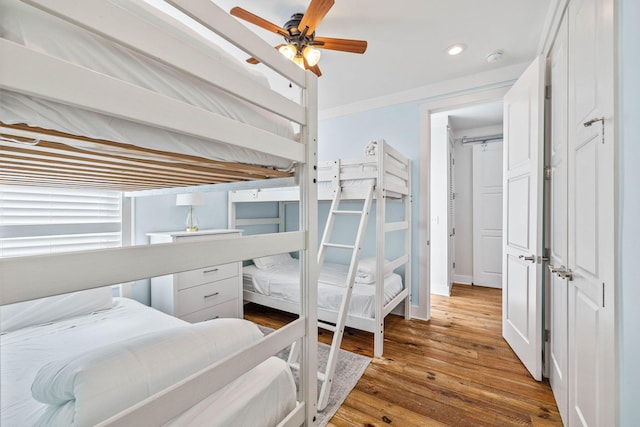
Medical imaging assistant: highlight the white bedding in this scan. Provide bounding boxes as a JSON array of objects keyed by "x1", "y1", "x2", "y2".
[
  {"x1": 0, "y1": 297, "x2": 295, "y2": 427},
  {"x1": 243, "y1": 261, "x2": 403, "y2": 318},
  {"x1": 0, "y1": 0, "x2": 295, "y2": 169}
]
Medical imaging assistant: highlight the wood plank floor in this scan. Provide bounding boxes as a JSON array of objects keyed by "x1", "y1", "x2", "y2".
[{"x1": 244, "y1": 284, "x2": 563, "y2": 426}]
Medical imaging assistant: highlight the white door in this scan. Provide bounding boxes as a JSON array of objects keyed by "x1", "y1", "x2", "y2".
[
  {"x1": 472, "y1": 141, "x2": 503, "y2": 288},
  {"x1": 567, "y1": 0, "x2": 616, "y2": 424},
  {"x1": 502, "y1": 56, "x2": 545, "y2": 381},
  {"x1": 547, "y1": 13, "x2": 569, "y2": 424}
]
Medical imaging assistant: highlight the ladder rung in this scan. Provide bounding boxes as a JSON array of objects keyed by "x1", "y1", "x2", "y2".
[
  {"x1": 318, "y1": 321, "x2": 337, "y2": 331},
  {"x1": 323, "y1": 243, "x2": 355, "y2": 250},
  {"x1": 289, "y1": 362, "x2": 327, "y2": 383},
  {"x1": 332, "y1": 209, "x2": 363, "y2": 215}
]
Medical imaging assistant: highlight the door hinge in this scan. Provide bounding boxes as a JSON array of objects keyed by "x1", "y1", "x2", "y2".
[
  {"x1": 545, "y1": 85, "x2": 552, "y2": 99},
  {"x1": 545, "y1": 329, "x2": 551, "y2": 342},
  {"x1": 538, "y1": 248, "x2": 550, "y2": 263},
  {"x1": 544, "y1": 166, "x2": 551, "y2": 180},
  {"x1": 453, "y1": 262, "x2": 456, "y2": 269}
]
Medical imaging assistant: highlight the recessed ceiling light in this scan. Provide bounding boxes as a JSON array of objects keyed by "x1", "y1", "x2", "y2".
[{"x1": 447, "y1": 44, "x2": 466, "y2": 56}]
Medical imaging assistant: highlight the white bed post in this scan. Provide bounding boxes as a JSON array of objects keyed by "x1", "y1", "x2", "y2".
[
  {"x1": 405, "y1": 161, "x2": 412, "y2": 320},
  {"x1": 374, "y1": 142, "x2": 386, "y2": 358},
  {"x1": 299, "y1": 72, "x2": 319, "y2": 426},
  {"x1": 227, "y1": 192, "x2": 236, "y2": 230},
  {"x1": 278, "y1": 201, "x2": 286, "y2": 232}
]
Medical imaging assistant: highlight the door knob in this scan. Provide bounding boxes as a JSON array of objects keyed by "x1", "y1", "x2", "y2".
[
  {"x1": 548, "y1": 264, "x2": 564, "y2": 273},
  {"x1": 519, "y1": 254, "x2": 536, "y2": 263},
  {"x1": 547, "y1": 264, "x2": 573, "y2": 281},
  {"x1": 559, "y1": 269, "x2": 573, "y2": 281}
]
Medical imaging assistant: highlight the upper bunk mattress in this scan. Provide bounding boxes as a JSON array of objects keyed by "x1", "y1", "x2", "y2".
[
  {"x1": 0, "y1": 0, "x2": 295, "y2": 170},
  {"x1": 0, "y1": 297, "x2": 295, "y2": 427},
  {"x1": 243, "y1": 261, "x2": 404, "y2": 318}
]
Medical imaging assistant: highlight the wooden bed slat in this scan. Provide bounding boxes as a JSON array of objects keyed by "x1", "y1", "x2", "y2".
[{"x1": 0, "y1": 124, "x2": 294, "y2": 191}]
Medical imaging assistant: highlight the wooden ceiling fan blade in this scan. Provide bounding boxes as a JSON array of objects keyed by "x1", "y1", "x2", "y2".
[
  {"x1": 230, "y1": 7, "x2": 287, "y2": 35},
  {"x1": 298, "y1": 0, "x2": 335, "y2": 35},
  {"x1": 308, "y1": 64, "x2": 322, "y2": 77},
  {"x1": 313, "y1": 37, "x2": 367, "y2": 54}
]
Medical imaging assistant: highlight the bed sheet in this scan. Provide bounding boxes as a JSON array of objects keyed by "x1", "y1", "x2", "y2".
[
  {"x1": 243, "y1": 261, "x2": 403, "y2": 318},
  {"x1": 0, "y1": 297, "x2": 295, "y2": 427},
  {"x1": 0, "y1": 0, "x2": 294, "y2": 169}
]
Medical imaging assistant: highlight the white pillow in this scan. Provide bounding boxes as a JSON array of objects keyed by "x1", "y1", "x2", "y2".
[
  {"x1": 0, "y1": 287, "x2": 113, "y2": 333},
  {"x1": 253, "y1": 253, "x2": 294, "y2": 270},
  {"x1": 356, "y1": 257, "x2": 394, "y2": 284},
  {"x1": 31, "y1": 318, "x2": 263, "y2": 426}
]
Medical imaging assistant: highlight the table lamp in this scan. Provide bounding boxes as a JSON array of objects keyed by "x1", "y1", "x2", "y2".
[{"x1": 176, "y1": 192, "x2": 204, "y2": 232}]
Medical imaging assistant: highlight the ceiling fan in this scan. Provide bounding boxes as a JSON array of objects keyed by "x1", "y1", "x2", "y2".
[{"x1": 230, "y1": 0, "x2": 367, "y2": 77}]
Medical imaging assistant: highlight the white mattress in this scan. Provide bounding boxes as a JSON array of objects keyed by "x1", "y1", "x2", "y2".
[
  {"x1": 243, "y1": 261, "x2": 404, "y2": 318},
  {"x1": 0, "y1": 0, "x2": 294, "y2": 169},
  {"x1": 0, "y1": 297, "x2": 295, "y2": 427}
]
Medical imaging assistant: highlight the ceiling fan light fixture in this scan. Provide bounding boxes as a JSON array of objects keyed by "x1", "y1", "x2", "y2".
[
  {"x1": 292, "y1": 55, "x2": 305, "y2": 69},
  {"x1": 302, "y1": 45, "x2": 321, "y2": 67},
  {"x1": 447, "y1": 43, "x2": 466, "y2": 56},
  {"x1": 278, "y1": 44, "x2": 297, "y2": 60}
]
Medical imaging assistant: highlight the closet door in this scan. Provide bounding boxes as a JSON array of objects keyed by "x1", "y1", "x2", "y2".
[
  {"x1": 472, "y1": 141, "x2": 503, "y2": 288},
  {"x1": 567, "y1": 0, "x2": 615, "y2": 424},
  {"x1": 548, "y1": 13, "x2": 569, "y2": 424},
  {"x1": 502, "y1": 56, "x2": 545, "y2": 380}
]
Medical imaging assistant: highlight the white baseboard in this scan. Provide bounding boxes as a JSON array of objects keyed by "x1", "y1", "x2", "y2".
[
  {"x1": 453, "y1": 274, "x2": 473, "y2": 285},
  {"x1": 411, "y1": 304, "x2": 428, "y2": 320},
  {"x1": 431, "y1": 283, "x2": 451, "y2": 296}
]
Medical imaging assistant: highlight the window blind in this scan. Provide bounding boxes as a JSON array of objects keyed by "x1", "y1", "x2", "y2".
[{"x1": 0, "y1": 186, "x2": 122, "y2": 258}]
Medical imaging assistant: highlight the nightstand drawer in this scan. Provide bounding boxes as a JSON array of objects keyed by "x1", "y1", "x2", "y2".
[
  {"x1": 180, "y1": 299, "x2": 238, "y2": 323},
  {"x1": 176, "y1": 262, "x2": 238, "y2": 290},
  {"x1": 176, "y1": 276, "x2": 238, "y2": 316}
]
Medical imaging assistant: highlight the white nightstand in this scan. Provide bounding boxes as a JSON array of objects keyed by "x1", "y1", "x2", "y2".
[{"x1": 147, "y1": 229, "x2": 243, "y2": 322}]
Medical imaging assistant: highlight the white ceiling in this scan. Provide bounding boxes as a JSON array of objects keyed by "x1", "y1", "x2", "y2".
[
  {"x1": 211, "y1": 0, "x2": 552, "y2": 112},
  {"x1": 448, "y1": 101, "x2": 504, "y2": 133}
]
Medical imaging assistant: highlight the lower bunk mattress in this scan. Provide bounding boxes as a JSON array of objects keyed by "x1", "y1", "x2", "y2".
[
  {"x1": 243, "y1": 260, "x2": 403, "y2": 318},
  {"x1": 0, "y1": 296, "x2": 295, "y2": 427}
]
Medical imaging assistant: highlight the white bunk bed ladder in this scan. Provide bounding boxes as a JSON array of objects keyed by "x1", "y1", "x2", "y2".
[{"x1": 289, "y1": 179, "x2": 374, "y2": 411}]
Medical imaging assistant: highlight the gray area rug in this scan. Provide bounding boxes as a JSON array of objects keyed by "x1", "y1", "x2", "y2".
[{"x1": 258, "y1": 326, "x2": 371, "y2": 426}]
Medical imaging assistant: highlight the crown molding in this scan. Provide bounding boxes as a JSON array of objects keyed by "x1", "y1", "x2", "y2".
[{"x1": 319, "y1": 62, "x2": 528, "y2": 120}]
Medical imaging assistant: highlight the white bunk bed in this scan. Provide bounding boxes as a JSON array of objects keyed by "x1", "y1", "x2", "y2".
[
  {"x1": 0, "y1": 0, "x2": 319, "y2": 426},
  {"x1": 229, "y1": 140, "x2": 412, "y2": 358}
]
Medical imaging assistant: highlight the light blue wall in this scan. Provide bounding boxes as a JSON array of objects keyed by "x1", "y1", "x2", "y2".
[
  {"x1": 618, "y1": 0, "x2": 639, "y2": 424},
  {"x1": 318, "y1": 103, "x2": 421, "y2": 302}
]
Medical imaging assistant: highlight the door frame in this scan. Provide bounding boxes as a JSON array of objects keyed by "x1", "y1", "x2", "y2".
[{"x1": 416, "y1": 86, "x2": 511, "y2": 319}]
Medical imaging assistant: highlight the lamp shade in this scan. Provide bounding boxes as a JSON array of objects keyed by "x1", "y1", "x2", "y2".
[{"x1": 176, "y1": 192, "x2": 204, "y2": 206}]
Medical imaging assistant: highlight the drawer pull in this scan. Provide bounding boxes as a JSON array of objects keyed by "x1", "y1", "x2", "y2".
[
  {"x1": 203, "y1": 292, "x2": 220, "y2": 299},
  {"x1": 203, "y1": 268, "x2": 219, "y2": 274}
]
